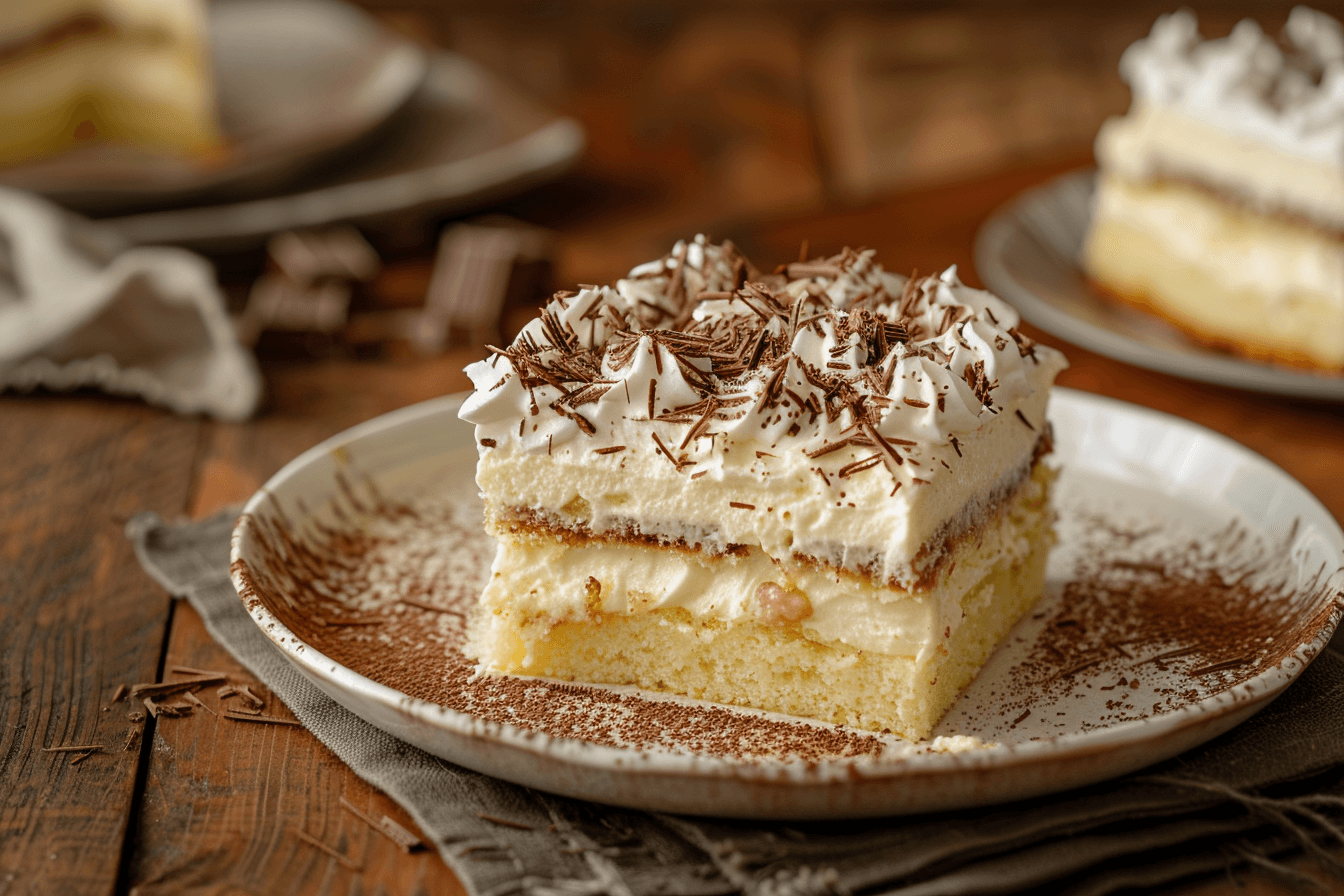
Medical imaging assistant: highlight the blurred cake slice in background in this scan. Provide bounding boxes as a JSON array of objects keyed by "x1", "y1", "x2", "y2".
[
  {"x1": 1083, "y1": 8, "x2": 1344, "y2": 373},
  {"x1": 0, "y1": 0, "x2": 220, "y2": 168}
]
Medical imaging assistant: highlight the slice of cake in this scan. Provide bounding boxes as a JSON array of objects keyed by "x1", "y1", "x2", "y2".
[
  {"x1": 460, "y1": 237, "x2": 1068, "y2": 739},
  {"x1": 1083, "y1": 7, "x2": 1344, "y2": 373},
  {"x1": 0, "y1": 0, "x2": 220, "y2": 168}
]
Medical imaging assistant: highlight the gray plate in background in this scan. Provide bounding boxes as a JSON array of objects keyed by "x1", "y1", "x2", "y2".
[{"x1": 0, "y1": 0, "x2": 428, "y2": 215}]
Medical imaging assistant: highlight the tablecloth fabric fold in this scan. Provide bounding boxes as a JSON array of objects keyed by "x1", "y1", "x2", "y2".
[{"x1": 0, "y1": 188, "x2": 260, "y2": 420}]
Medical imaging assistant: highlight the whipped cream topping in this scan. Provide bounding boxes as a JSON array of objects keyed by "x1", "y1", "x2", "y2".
[
  {"x1": 1120, "y1": 8, "x2": 1344, "y2": 167},
  {"x1": 461, "y1": 235, "x2": 1064, "y2": 479}
]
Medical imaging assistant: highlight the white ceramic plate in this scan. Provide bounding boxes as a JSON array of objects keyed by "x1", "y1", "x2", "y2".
[
  {"x1": 974, "y1": 171, "x2": 1344, "y2": 401},
  {"x1": 0, "y1": 0, "x2": 427, "y2": 215},
  {"x1": 231, "y1": 389, "x2": 1344, "y2": 820}
]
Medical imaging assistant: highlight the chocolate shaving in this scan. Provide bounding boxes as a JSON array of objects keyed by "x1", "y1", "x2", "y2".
[
  {"x1": 837, "y1": 454, "x2": 884, "y2": 478},
  {"x1": 650, "y1": 431, "x2": 677, "y2": 466},
  {"x1": 341, "y1": 796, "x2": 424, "y2": 852},
  {"x1": 786, "y1": 262, "x2": 842, "y2": 279},
  {"x1": 1189, "y1": 658, "x2": 1253, "y2": 676},
  {"x1": 296, "y1": 829, "x2": 362, "y2": 870},
  {"x1": 182, "y1": 691, "x2": 216, "y2": 716},
  {"x1": 223, "y1": 711, "x2": 300, "y2": 726},
  {"x1": 130, "y1": 676, "x2": 225, "y2": 700}
]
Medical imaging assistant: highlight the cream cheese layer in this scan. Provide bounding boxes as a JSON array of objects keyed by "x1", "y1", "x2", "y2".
[
  {"x1": 473, "y1": 461, "x2": 1054, "y2": 662},
  {"x1": 476, "y1": 387, "x2": 1051, "y2": 587},
  {"x1": 1090, "y1": 173, "x2": 1344, "y2": 308}
]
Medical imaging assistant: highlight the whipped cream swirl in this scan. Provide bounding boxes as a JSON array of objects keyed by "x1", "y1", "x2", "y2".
[
  {"x1": 1121, "y1": 8, "x2": 1344, "y2": 166},
  {"x1": 461, "y1": 235, "x2": 1064, "y2": 472}
]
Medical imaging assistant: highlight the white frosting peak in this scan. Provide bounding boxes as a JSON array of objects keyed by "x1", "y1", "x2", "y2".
[
  {"x1": 461, "y1": 238, "x2": 1066, "y2": 487},
  {"x1": 1119, "y1": 7, "x2": 1344, "y2": 166}
]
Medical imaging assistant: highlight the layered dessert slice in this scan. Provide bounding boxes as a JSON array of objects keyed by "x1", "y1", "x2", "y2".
[
  {"x1": 0, "y1": 0, "x2": 220, "y2": 168},
  {"x1": 460, "y1": 237, "x2": 1068, "y2": 739},
  {"x1": 1084, "y1": 7, "x2": 1344, "y2": 372}
]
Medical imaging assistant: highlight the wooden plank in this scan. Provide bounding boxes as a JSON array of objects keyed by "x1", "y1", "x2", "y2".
[
  {"x1": 0, "y1": 397, "x2": 200, "y2": 895},
  {"x1": 806, "y1": 8, "x2": 1131, "y2": 199},
  {"x1": 449, "y1": 7, "x2": 825, "y2": 286},
  {"x1": 125, "y1": 355, "x2": 479, "y2": 894},
  {"x1": 123, "y1": 600, "x2": 462, "y2": 896}
]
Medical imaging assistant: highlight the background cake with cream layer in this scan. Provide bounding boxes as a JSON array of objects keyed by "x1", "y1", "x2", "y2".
[
  {"x1": 0, "y1": 0, "x2": 219, "y2": 168},
  {"x1": 1084, "y1": 7, "x2": 1344, "y2": 373},
  {"x1": 460, "y1": 236, "x2": 1068, "y2": 739}
]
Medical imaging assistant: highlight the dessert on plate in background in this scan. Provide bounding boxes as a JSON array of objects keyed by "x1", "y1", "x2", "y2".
[
  {"x1": 459, "y1": 235, "x2": 1067, "y2": 741},
  {"x1": 1084, "y1": 7, "x2": 1344, "y2": 374},
  {"x1": 0, "y1": 0, "x2": 220, "y2": 168}
]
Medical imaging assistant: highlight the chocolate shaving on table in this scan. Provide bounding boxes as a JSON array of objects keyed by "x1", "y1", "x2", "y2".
[
  {"x1": 130, "y1": 675, "x2": 225, "y2": 700},
  {"x1": 183, "y1": 691, "x2": 216, "y2": 716},
  {"x1": 340, "y1": 796, "x2": 425, "y2": 852},
  {"x1": 223, "y1": 711, "x2": 300, "y2": 726},
  {"x1": 144, "y1": 697, "x2": 193, "y2": 718},
  {"x1": 296, "y1": 829, "x2": 362, "y2": 870}
]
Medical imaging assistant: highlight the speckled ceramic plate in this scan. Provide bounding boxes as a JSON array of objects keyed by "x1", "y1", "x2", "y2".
[
  {"x1": 974, "y1": 170, "x2": 1344, "y2": 401},
  {"x1": 230, "y1": 389, "x2": 1343, "y2": 819}
]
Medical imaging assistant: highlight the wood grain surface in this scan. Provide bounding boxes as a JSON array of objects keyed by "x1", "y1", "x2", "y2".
[
  {"x1": 4, "y1": 1, "x2": 1344, "y2": 894},
  {"x1": 0, "y1": 401, "x2": 199, "y2": 894}
]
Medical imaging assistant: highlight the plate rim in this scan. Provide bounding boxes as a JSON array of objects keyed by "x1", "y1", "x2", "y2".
[
  {"x1": 973, "y1": 169, "x2": 1344, "y2": 402},
  {"x1": 230, "y1": 388, "x2": 1344, "y2": 813},
  {"x1": 97, "y1": 54, "x2": 586, "y2": 250}
]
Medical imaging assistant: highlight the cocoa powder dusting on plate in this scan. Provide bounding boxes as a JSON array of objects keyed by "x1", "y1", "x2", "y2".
[{"x1": 235, "y1": 472, "x2": 1341, "y2": 759}]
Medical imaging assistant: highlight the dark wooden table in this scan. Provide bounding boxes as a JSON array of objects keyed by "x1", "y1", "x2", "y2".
[{"x1": 4, "y1": 3, "x2": 1343, "y2": 893}]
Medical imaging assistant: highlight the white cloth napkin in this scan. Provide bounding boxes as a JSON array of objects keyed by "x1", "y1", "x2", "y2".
[{"x1": 0, "y1": 188, "x2": 261, "y2": 420}]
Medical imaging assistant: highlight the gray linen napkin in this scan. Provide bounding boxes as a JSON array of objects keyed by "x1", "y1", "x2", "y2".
[
  {"x1": 128, "y1": 508, "x2": 1344, "y2": 895},
  {"x1": 0, "y1": 188, "x2": 261, "y2": 420}
]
